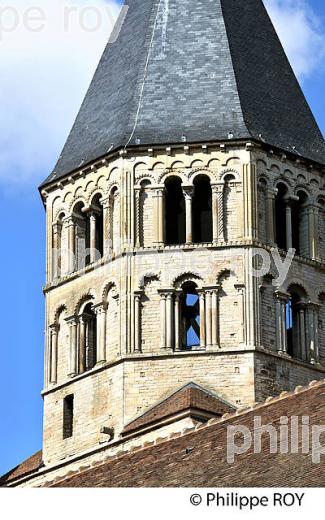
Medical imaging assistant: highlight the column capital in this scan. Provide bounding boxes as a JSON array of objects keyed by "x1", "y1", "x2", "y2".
[
  {"x1": 93, "y1": 303, "x2": 107, "y2": 315},
  {"x1": 158, "y1": 289, "x2": 174, "y2": 297},
  {"x1": 182, "y1": 185, "x2": 194, "y2": 198},
  {"x1": 275, "y1": 290, "x2": 290, "y2": 302},
  {"x1": 49, "y1": 323, "x2": 59, "y2": 333},
  {"x1": 202, "y1": 284, "x2": 221, "y2": 293},
  {"x1": 211, "y1": 183, "x2": 224, "y2": 194},
  {"x1": 65, "y1": 315, "x2": 78, "y2": 325},
  {"x1": 306, "y1": 301, "x2": 321, "y2": 311}
]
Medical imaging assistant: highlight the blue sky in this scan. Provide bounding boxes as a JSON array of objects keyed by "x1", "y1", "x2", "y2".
[{"x1": 0, "y1": 0, "x2": 324, "y2": 476}]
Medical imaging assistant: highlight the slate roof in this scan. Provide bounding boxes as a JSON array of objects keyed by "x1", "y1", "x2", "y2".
[{"x1": 41, "y1": 0, "x2": 325, "y2": 187}]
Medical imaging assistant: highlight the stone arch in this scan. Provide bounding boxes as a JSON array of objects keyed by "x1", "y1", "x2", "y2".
[
  {"x1": 225, "y1": 157, "x2": 240, "y2": 167},
  {"x1": 53, "y1": 304, "x2": 68, "y2": 324},
  {"x1": 188, "y1": 168, "x2": 214, "y2": 184},
  {"x1": 172, "y1": 271, "x2": 203, "y2": 290},
  {"x1": 101, "y1": 281, "x2": 119, "y2": 303},
  {"x1": 170, "y1": 160, "x2": 185, "y2": 169},
  {"x1": 158, "y1": 169, "x2": 186, "y2": 184},
  {"x1": 69, "y1": 196, "x2": 87, "y2": 214},
  {"x1": 86, "y1": 187, "x2": 105, "y2": 206},
  {"x1": 207, "y1": 158, "x2": 220, "y2": 169},
  {"x1": 219, "y1": 168, "x2": 240, "y2": 182},
  {"x1": 152, "y1": 161, "x2": 165, "y2": 171},
  {"x1": 74, "y1": 293, "x2": 95, "y2": 316},
  {"x1": 139, "y1": 272, "x2": 160, "y2": 290},
  {"x1": 190, "y1": 159, "x2": 204, "y2": 169},
  {"x1": 285, "y1": 280, "x2": 310, "y2": 301},
  {"x1": 135, "y1": 172, "x2": 155, "y2": 186}
]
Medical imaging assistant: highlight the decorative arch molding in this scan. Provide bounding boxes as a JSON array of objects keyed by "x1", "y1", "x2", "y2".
[
  {"x1": 152, "y1": 161, "x2": 165, "y2": 171},
  {"x1": 86, "y1": 187, "x2": 105, "y2": 206},
  {"x1": 138, "y1": 271, "x2": 160, "y2": 289},
  {"x1": 294, "y1": 184, "x2": 312, "y2": 199},
  {"x1": 170, "y1": 160, "x2": 185, "y2": 169},
  {"x1": 171, "y1": 271, "x2": 203, "y2": 289},
  {"x1": 158, "y1": 169, "x2": 185, "y2": 184},
  {"x1": 134, "y1": 172, "x2": 155, "y2": 186},
  {"x1": 317, "y1": 291, "x2": 325, "y2": 302},
  {"x1": 107, "y1": 182, "x2": 120, "y2": 196},
  {"x1": 53, "y1": 207, "x2": 68, "y2": 223},
  {"x1": 285, "y1": 280, "x2": 310, "y2": 301},
  {"x1": 74, "y1": 293, "x2": 96, "y2": 315},
  {"x1": 107, "y1": 166, "x2": 119, "y2": 181},
  {"x1": 256, "y1": 159, "x2": 267, "y2": 170},
  {"x1": 284, "y1": 168, "x2": 294, "y2": 178},
  {"x1": 257, "y1": 174, "x2": 269, "y2": 189},
  {"x1": 216, "y1": 268, "x2": 239, "y2": 285},
  {"x1": 207, "y1": 158, "x2": 220, "y2": 169},
  {"x1": 219, "y1": 168, "x2": 240, "y2": 182},
  {"x1": 225, "y1": 157, "x2": 240, "y2": 167},
  {"x1": 270, "y1": 163, "x2": 281, "y2": 174},
  {"x1": 187, "y1": 168, "x2": 215, "y2": 183},
  {"x1": 69, "y1": 196, "x2": 87, "y2": 214},
  {"x1": 189, "y1": 159, "x2": 204, "y2": 169},
  {"x1": 273, "y1": 176, "x2": 293, "y2": 192},
  {"x1": 101, "y1": 281, "x2": 119, "y2": 303},
  {"x1": 53, "y1": 304, "x2": 67, "y2": 324}
]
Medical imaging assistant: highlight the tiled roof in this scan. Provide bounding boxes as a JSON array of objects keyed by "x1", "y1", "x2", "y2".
[
  {"x1": 47, "y1": 380, "x2": 325, "y2": 487},
  {"x1": 122, "y1": 382, "x2": 236, "y2": 435},
  {"x1": 41, "y1": 0, "x2": 325, "y2": 187},
  {"x1": 0, "y1": 450, "x2": 43, "y2": 486}
]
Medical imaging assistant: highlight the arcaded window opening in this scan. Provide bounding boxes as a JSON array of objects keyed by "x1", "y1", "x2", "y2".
[
  {"x1": 192, "y1": 175, "x2": 212, "y2": 243},
  {"x1": 286, "y1": 286, "x2": 307, "y2": 360},
  {"x1": 80, "y1": 303, "x2": 97, "y2": 372},
  {"x1": 164, "y1": 176, "x2": 185, "y2": 245},
  {"x1": 180, "y1": 282, "x2": 200, "y2": 349},
  {"x1": 275, "y1": 183, "x2": 288, "y2": 250},
  {"x1": 292, "y1": 190, "x2": 308, "y2": 257}
]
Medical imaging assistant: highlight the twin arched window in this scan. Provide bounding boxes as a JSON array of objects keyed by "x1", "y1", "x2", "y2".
[{"x1": 164, "y1": 175, "x2": 212, "y2": 245}]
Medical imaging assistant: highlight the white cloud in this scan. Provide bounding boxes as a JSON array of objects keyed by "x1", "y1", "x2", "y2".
[
  {"x1": 0, "y1": 1, "x2": 323, "y2": 187},
  {"x1": 264, "y1": 0, "x2": 325, "y2": 78},
  {"x1": 0, "y1": 0, "x2": 120, "y2": 186}
]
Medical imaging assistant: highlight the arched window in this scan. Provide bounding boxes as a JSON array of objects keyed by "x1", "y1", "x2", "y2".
[
  {"x1": 110, "y1": 186, "x2": 120, "y2": 253},
  {"x1": 139, "y1": 179, "x2": 152, "y2": 247},
  {"x1": 319, "y1": 198, "x2": 325, "y2": 261},
  {"x1": 73, "y1": 202, "x2": 89, "y2": 269},
  {"x1": 164, "y1": 176, "x2": 185, "y2": 245},
  {"x1": 90, "y1": 194, "x2": 104, "y2": 259},
  {"x1": 286, "y1": 286, "x2": 307, "y2": 360},
  {"x1": 80, "y1": 303, "x2": 97, "y2": 372},
  {"x1": 223, "y1": 174, "x2": 238, "y2": 242},
  {"x1": 275, "y1": 183, "x2": 288, "y2": 250},
  {"x1": 192, "y1": 175, "x2": 212, "y2": 243},
  {"x1": 292, "y1": 190, "x2": 308, "y2": 256},
  {"x1": 180, "y1": 282, "x2": 200, "y2": 349}
]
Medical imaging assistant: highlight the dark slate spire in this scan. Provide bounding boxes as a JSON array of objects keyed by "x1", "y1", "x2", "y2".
[{"x1": 42, "y1": 0, "x2": 325, "y2": 186}]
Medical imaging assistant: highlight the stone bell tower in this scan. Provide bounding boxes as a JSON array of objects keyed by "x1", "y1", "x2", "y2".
[{"x1": 39, "y1": 0, "x2": 325, "y2": 467}]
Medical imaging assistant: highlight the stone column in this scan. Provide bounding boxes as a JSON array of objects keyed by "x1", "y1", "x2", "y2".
[
  {"x1": 66, "y1": 216, "x2": 76, "y2": 273},
  {"x1": 52, "y1": 222, "x2": 62, "y2": 280},
  {"x1": 66, "y1": 316, "x2": 78, "y2": 377},
  {"x1": 134, "y1": 189, "x2": 141, "y2": 248},
  {"x1": 275, "y1": 291, "x2": 289, "y2": 353},
  {"x1": 166, "y1": 292, "x2": 174, "y2": 350},
  {"x1": 266, "y1": 189, "x2": 276, "y2": 245},
  {"x1": 306, "y1": 205, "x2": 319, "y2": 261},
  {"x1": 95, "y1": 304, "x2": 107, "y2": 364},
  {"x1": 133, "y1": 291, "x2": 142, "y2": 352},
  {"x1": 153, "y1": 187, "x2": 165, "y2": 246},
  {"x1": 174, "y1": 290, "x2": 182, "y2": 351},
  {"x1": 211, "y1": 185, "x2": 221, "y2": 243},
  {"x1": 285, "y1": 202, "x2": 292, "y2": 251},
  {"x1": 79, "y1": 316, "x2": 86, "y2": 373},
  {"x1": 159, "y1": 291, "x2": 167, "y2": 349},
  {"x1": 307, "y1": 303, "x2": 320, "y2": 364},
  {"x1": 198, "y1": 291, "x2": 206, "y2": 348},
  {"x1": 49, "y1": 324, "x2": 59, "y2": 384},
  {"x1": 211, "y1": 287, "x2": 220, "y2": 347},
  {"x1": 89, "y1": 212, "x2": 97, "y2": 264},
  {"x1": 102, "y1": 196, "x2": 113, "y2": 256},
  {"x1": 299, "y1": 306, "x2": 307, "y2": 362},
  {"x1": 205, "y1": 290, "x2": 212, "y2": 348},
  {"x1": 183, "y1": 187, "x2": 193, "y2": 244},
  {"x1": 242, "y1": 162, "x2": 258, "y2": 240}
]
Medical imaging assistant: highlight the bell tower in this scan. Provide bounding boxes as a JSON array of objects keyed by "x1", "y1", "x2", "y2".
[{"x1": 40, "y1": 0, "x2": 325, "y2": 466}]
